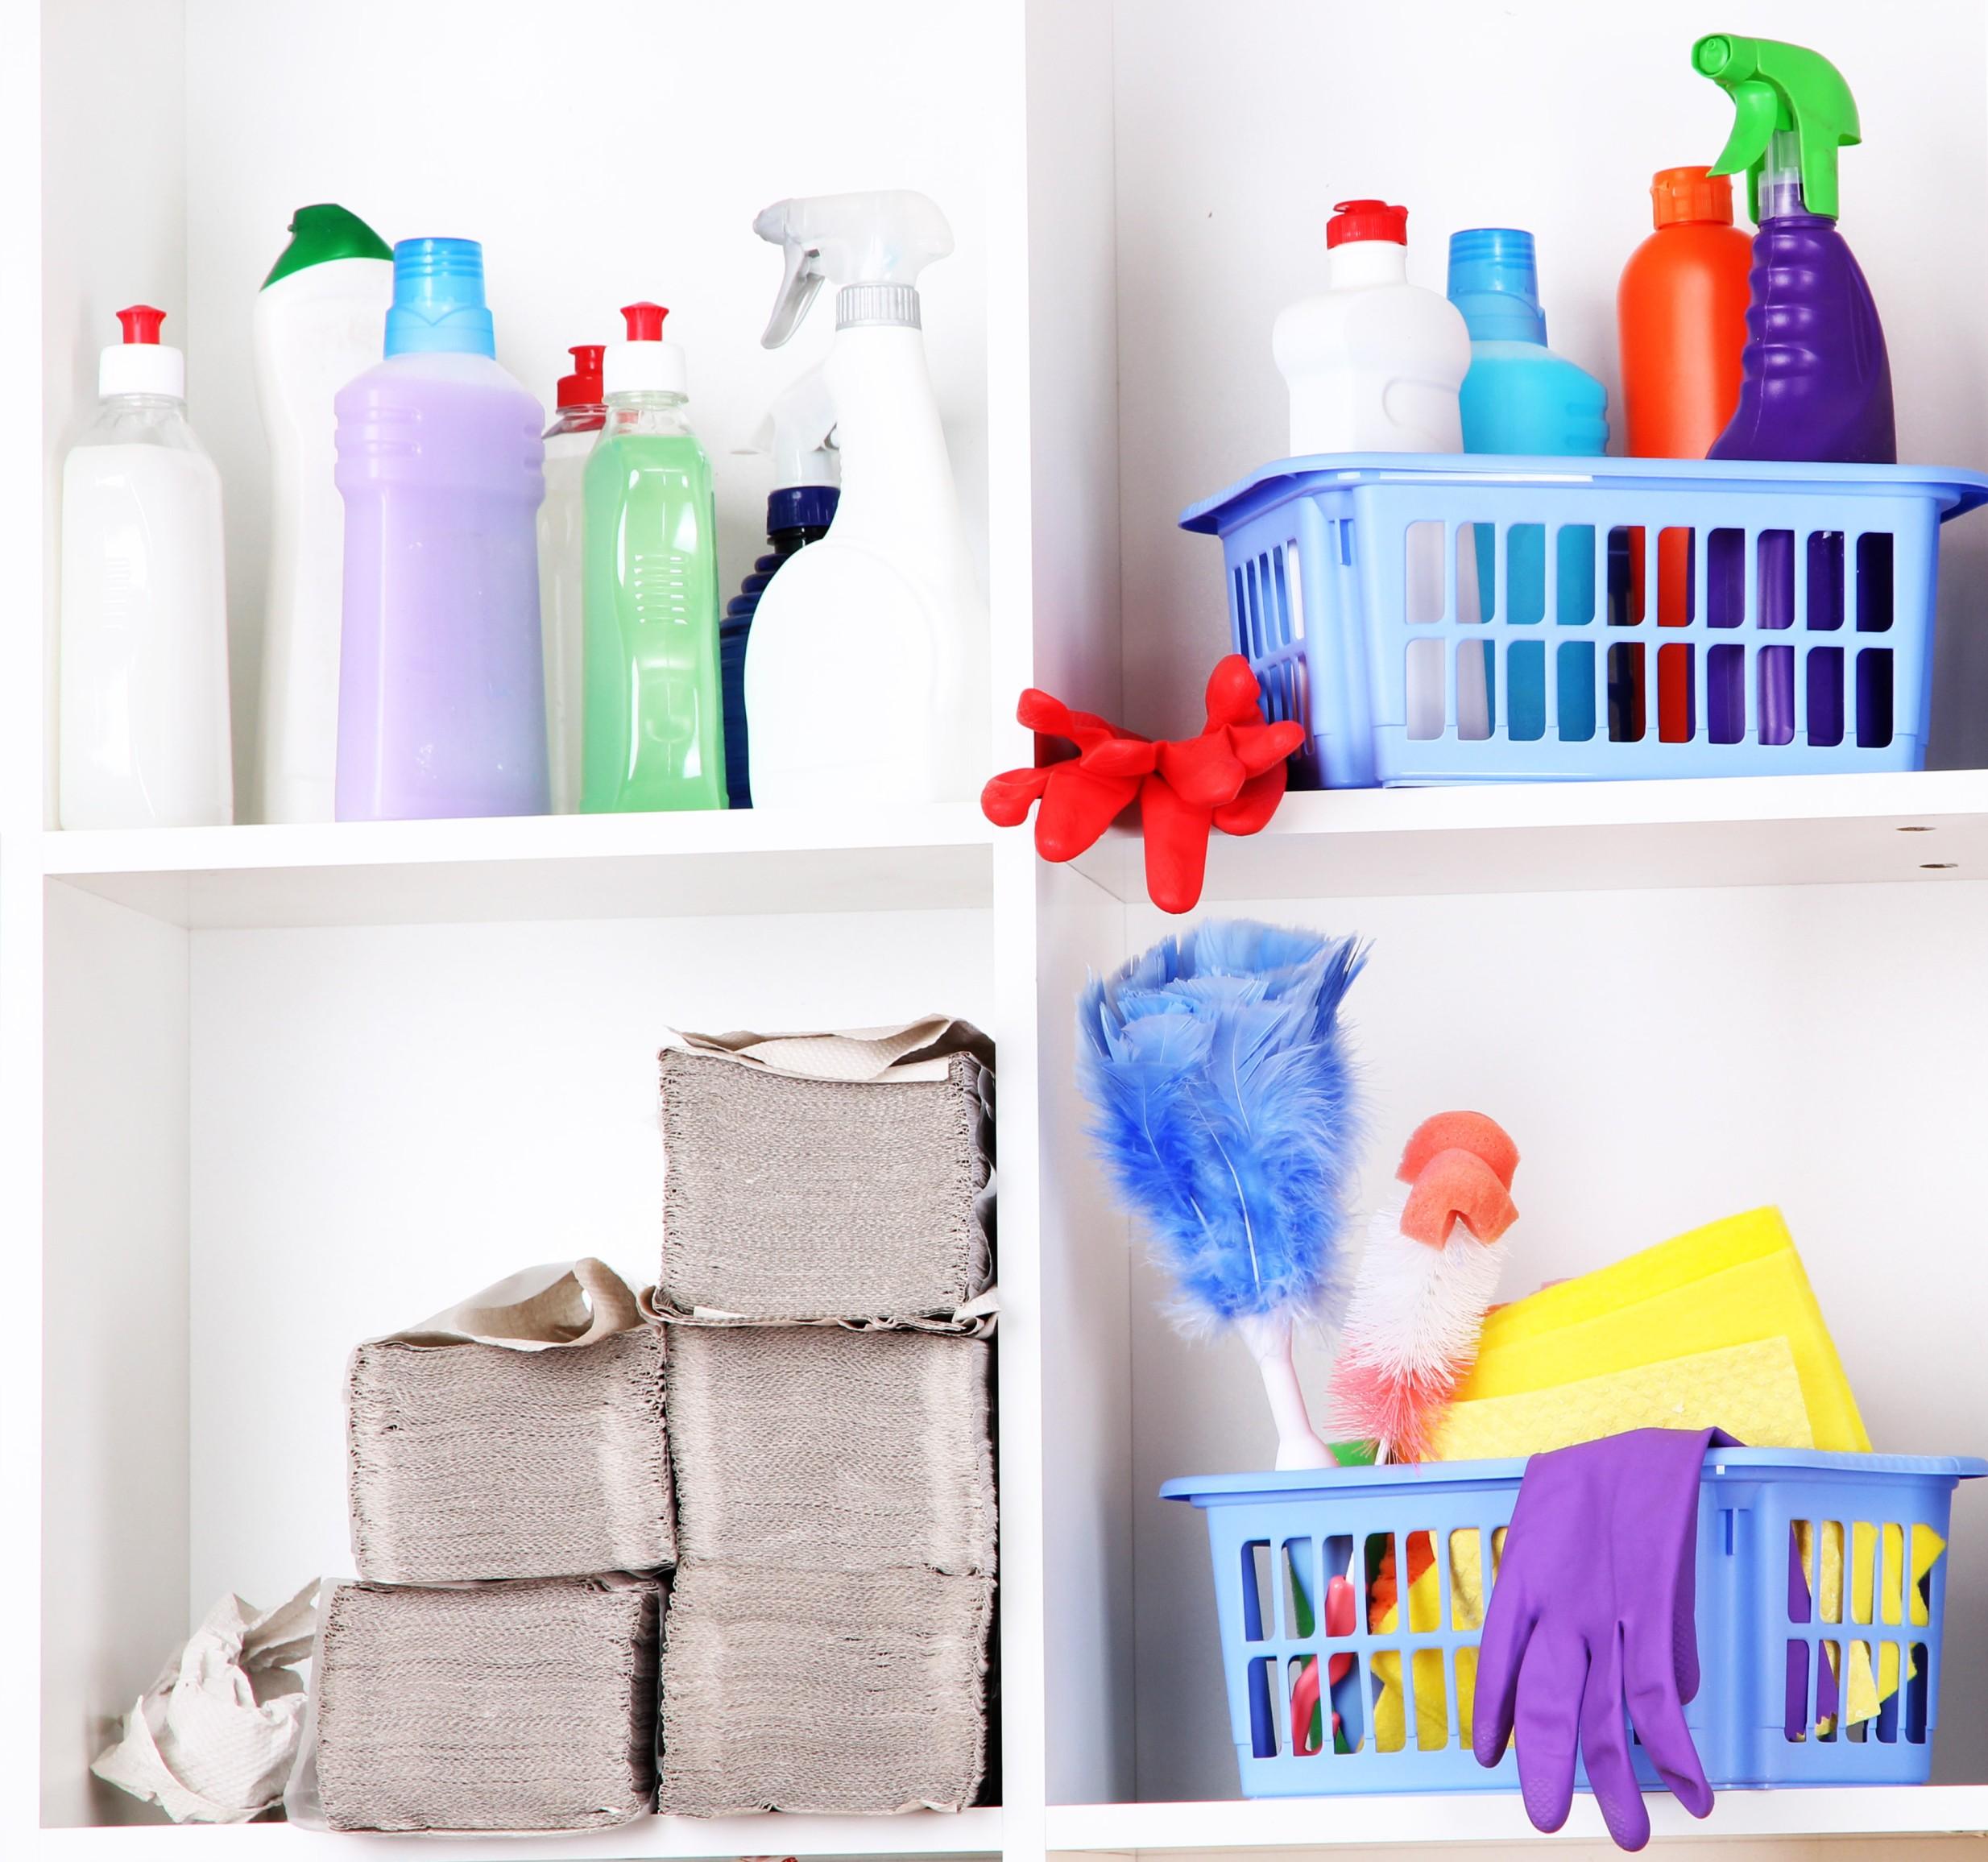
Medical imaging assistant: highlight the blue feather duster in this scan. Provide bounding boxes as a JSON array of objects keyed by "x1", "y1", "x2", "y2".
[{"x1": 1077, "y1": 921, "x2": 1367, "y2": 1336}]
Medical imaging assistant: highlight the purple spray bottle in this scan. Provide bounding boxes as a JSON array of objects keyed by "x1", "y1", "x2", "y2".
[
  {"x1": 335, "y1": 238, "x2": 549, "y2": 819},
  {"x1": 1697, "y1": 35, "x2": 1895, "y2": 747}
]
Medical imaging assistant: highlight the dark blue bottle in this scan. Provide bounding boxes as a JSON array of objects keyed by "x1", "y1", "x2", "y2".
[{"x1": 720, "y1": 484, "x2": 838, "y2": 808}]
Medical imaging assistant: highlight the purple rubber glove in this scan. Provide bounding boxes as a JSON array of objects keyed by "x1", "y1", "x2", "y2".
[{"x1": 1472, "y1": 1428, "x2": 1735, "y2": 1852}]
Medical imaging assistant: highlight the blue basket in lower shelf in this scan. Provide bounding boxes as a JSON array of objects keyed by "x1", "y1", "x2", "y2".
[
  {"x1": 1164, "y1": 1450, "x2": 1986, "y2": 1798},
  {"x1": 1179, "y1": 456, "x2": 1988, "y2": 789}
]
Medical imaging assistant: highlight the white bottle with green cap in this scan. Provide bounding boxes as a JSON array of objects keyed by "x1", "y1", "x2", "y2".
[{"x1": 254, "y1": 203, "x2": 392, "y2": 823}]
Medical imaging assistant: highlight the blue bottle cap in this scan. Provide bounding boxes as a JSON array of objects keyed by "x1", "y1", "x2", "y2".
[
  {"x1": 769, "y1": 485, "x2": 839, "y2": 534},
  {"x1": 1447, "y1": 227, "x2": 1547, "y2": 346},
  {"x1": 384, "y1": 237, "x2": 496, "y2": 358}
]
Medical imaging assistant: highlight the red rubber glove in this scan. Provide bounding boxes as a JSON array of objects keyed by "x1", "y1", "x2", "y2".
[
  {"x1": 981, "y1": 658, "x2": 1302, "y2": 912},
  {"x1": 980, "y1": 690, "x2": 1146, "y2": 861}
]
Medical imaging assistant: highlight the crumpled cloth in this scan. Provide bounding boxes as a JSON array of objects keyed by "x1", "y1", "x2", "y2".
[{"x1": 91, "y1": 1580, "x2": 320, "y2": 1823}]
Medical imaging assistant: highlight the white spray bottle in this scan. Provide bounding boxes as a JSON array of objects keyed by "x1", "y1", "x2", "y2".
[
  {"x1": 743, "y1": 191, "x2": 987, "y2": 805},
  {"x1": 253, "y1": 204, "x2": 393, "y2": 822}
]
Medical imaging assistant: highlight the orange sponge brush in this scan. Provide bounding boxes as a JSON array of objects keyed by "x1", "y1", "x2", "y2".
[{"x1": 1328, "y1": 1112, "x2": 1522, "y2": 1462}]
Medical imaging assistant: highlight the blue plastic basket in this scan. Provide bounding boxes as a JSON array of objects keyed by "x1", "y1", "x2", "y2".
[
  {"x1": 1164, "y1": 1450, "x2": 1986, "y2": 1798},
  {"x1": 1179, "y1": 456, "x2": 1988, "y2": 788}
]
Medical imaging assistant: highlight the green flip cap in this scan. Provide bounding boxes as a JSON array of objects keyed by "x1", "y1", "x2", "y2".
[
  {"x1": 263, "y1": 203, "x2": 391, "y2": 288},
  {"x1": 1693, "y1": 34, "x2": 1860, "y2": 223}
]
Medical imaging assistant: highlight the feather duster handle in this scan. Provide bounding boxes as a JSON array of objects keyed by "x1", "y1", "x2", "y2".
[
  {"x1": 1239, "y1": 1314, "x2": 1339, "y2": 1469},
  {"x1": 1077, "y1": 921, "x2": 1367, "y2": 1470},
  {"x1": 1327, "y1": 1112, "x2": 1519, "y2": 1463}
]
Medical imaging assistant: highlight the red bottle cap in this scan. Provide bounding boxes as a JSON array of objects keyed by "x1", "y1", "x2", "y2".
[
  {"x1": 621, "y1": 301, "x2": 669, "y2": 341},
  {"x1": 116, "y1": 304, "x2": 167, "y2": 344},
  {"x1": 557, "y1": 342, "x2": 605, "y2": 408},
  {"x1": 1650, "y1": 166, "x2": 1734, "y2": 229},
  {"x1": 1326, "y1": 201, "x2": 1408, "y2": 250}
]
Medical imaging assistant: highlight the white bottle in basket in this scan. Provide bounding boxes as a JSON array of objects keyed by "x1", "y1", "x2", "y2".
[{"x1": 1274, "y1": 200, "x2": 1476, "y2": 741}]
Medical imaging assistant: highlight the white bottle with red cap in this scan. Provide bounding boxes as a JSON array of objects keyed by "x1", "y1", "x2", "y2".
[
  {"x1": 1273, "y1": 201, "x2": 1474, "y2": 737},
  {"x1": 59, "y1": 305, "x2": 234, "y2": 828},
  {"x1": 1273, "y1": 199, "x2": 1470, "y2": 456}
]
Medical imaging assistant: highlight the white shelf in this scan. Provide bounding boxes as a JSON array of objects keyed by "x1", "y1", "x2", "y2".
[
  {"x1": 1045, "y1": 1786, "x2": 1988, "y2": 1852},
  {"x1": 36, "y1": 1807, "x2": 1003, "y2": 1859},
  {"x1": 37, "y1": 806, "x2": 996, "y2": 926},
  {"x1": 1076, "y1": 770, "x2": 1988, "y2": 904}
]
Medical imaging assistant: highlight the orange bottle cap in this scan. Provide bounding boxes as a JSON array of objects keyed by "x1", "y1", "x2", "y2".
[{"x1": 1650, "y1": 165, "x2": 1733, "y2": 229}]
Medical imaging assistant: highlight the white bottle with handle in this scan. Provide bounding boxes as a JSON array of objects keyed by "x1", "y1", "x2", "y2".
[
  {"x1": 60, "y1": 305, "x2": 234, "y2": 829},
  {"x1": 1274, "y1": 198, "x2": 1470, "y2": 454},
  {"x1": 743, "y1": 190, "x2": 987, "y2": 806},
  {"x1": 253, "y1": 204, "x2": 392, "y2": 822},
  {"x1": 1274, "y1": 200, "x2": 1478, "y2": 741}
]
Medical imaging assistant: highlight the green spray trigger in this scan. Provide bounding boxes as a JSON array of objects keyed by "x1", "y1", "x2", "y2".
[{"x1": 1693, "y1": 35, "x2": 1860, "y2": 223}]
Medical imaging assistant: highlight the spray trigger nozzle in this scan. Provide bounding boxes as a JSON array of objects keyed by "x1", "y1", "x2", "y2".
[
  {"x1": 733, "y1": 364, "x2": 841, "y2": 490},
  {"x1": 1693, "y1": 33, "x2": 1860, "y2": 222},
  {"x1": 752, "y1": 190, "x2": 954, "y2": 348}
]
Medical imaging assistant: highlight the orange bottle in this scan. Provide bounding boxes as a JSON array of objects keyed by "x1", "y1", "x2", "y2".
[{"x1": 1618, "y1": 166, "x2": 1753, "y2": 742}]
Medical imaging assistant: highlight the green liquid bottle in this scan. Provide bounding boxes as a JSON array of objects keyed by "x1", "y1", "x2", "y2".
[{"x1": 581, "y1": 302, "x2": 726, "y2": 812}]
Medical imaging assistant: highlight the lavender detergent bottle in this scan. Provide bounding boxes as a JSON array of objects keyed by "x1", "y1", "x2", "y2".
[
  {"x1": 1696, "y1": 35, "x2": 1895, "y2": 748},
  {"x1": 335, "y1": 238, "x2": 549, "y2": 819}
]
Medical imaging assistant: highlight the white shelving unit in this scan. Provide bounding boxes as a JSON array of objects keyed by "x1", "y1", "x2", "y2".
[{"x1": 9, "y1": 2, "x2": 1988, "y2": 1859}]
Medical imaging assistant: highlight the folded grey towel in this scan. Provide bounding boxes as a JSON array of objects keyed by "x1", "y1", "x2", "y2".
[
  {"x1": 347, "y1": 1328, "x2": 673, "y2": 1583},
  {"x1": 665, "y1": 1323, "x2": 995, "y2": 1575},
  {"x1": 659, "y1": 1049, "x2": 992, "y2": 1321},
  {"x1": 309, "y1": 1579, "x2": 660, "y2": 1832},
  {"x1": 659, "y1": 1564, "x2": 992, "y2": 1815}
]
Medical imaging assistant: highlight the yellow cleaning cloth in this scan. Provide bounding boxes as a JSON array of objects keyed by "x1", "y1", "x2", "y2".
[
  {"x1": 1434, "y1": 1338, "x2": 1814, "y2": 1460},
  {"x1": 1372, "y1": 1209, "x2": 1876, "y2": 1742},
  {"x1": 1801, "y1": 1520, "x2": 1945, "y2": 1732},
  {"x1": 1370, "y1": 1529, "x2": 1503, "y2": 1751},
  {"x1": 1452, "y1": 1206, "x2": 1869, "y2": 1453}
]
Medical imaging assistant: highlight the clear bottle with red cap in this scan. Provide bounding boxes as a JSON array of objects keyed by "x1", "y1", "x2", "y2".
[
  {"x1": 537, "y1": 342, "x2": 607, "y2": 813},
  {"x1": 60, "y1": 304, "x2": 234, "y2": 827},
  {"x1": 579, "y1": 302, "x2": 725, "y2": 813}
]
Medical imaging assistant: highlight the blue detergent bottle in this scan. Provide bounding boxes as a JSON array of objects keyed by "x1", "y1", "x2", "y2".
[
  {"x1": 721, "y1": 483, "x2": 839, "y2": 807},
  {"x1": 1448, "y1": 230, "x2": 1609, "y2": 745},
  {"x1": 719, "y1": 366, "x2": 839, "y2": 807}
]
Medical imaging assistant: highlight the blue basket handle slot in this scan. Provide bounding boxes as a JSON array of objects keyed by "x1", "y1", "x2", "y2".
[{"x1": 1238, "y1": 1543, "x2": 1277, "y2": 1757}]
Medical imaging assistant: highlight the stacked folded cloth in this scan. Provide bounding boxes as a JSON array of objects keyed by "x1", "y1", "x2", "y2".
[
  {"x1": 287, "y1": 1260, "x2": 673, "y2": 1834},
  {"x1": 294, "y1": 1577, "x2": 661, "y2": 1834},
  {"x1": 659, "y1": 1019, "x2": 994, "y2": 1322},
  {"x1": 653, "y1": 1019, "x2": 997, "y2": 1817}
]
